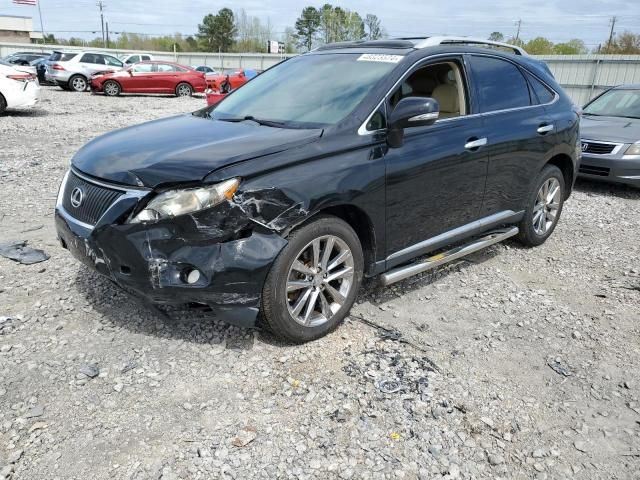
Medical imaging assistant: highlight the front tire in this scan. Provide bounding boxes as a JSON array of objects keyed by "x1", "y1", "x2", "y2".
[
  {"x1": 103, "y1": 80, "x2": 121, "y2": 97},
  {"x1": 176, "y1": 82, "x2": 193, "y2": 97},
  {"x1": 517, "y1": 164, "x2": 565, "y2": 247},
  {"x1": 69, "y1": 75, "x2": 87, "y2": 92},
  {"x1": 261, "y1": 215, "x2": 364, "y2": 343}
]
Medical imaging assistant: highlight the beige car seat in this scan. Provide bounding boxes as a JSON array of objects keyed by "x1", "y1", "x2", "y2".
[{"x1": 431, "y1": 70, "x2": 460, "y2": 118}]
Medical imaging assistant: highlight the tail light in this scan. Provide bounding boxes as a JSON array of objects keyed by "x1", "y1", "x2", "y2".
[
  {"x1": 6, "y1": 73, "x2": 32, "y2": 82},
  {"x1": 52, "y1": 63, "x2": 65, "y2": 71}
]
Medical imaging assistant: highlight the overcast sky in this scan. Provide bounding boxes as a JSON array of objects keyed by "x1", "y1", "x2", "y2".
[{"x1": 1, "y1": 0, "x2": 639, "y2": 48}]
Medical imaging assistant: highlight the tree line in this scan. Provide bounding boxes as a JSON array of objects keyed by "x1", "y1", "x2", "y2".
[
  {"x1": 42, "y1": 6, "x2": 640, "y2": 55},
  {"x1": 488, "y1": 31, "x2": 640, "y2": 54}
]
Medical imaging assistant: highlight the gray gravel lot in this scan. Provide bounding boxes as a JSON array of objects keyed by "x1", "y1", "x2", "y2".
[{"x1": 1, "y1": 87, "x2": 639, "y2": 480}]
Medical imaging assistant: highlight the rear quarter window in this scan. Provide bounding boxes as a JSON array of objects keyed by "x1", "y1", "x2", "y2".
[
  {"x1": 468, "y1": 55, "x2": 531, "y2": 112},
  {"x1": 527, "y1": 74, "x2": 556, "y2": 104},
  {"x1": 50, "y1": 52, "x2": 77, "y2": 62}
]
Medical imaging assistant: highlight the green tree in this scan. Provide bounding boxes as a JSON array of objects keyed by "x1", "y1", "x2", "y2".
[
  {"x1": 525, "y1": 37, "x2": 555, "y2": 54},
  {"x1": 198, "y1": 8, "x2": 236, "y2": 52},
  {"x1": 488, "y1": 31, "x2": 504, "y2": 42},
  {"x1": 294, "y1": 6, "x2": 321, "y2": 51},
  {"x1": 364, "y1": 14, "x2": 384, "y2": 40},
  {"x1": 554, "y1": 39, "x2": 587, "y2": 55},
  {"x1": 602, "y1": 31, "x2": 640, "y2": 54}
]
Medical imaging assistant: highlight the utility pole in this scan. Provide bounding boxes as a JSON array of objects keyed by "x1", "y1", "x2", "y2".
[
  {"x1": 515, "y1": 19, "x2": 522, "y2": 42},
  {"x1": 607, "y1": 16, "x2": 617, "y2": 50},
  {"x1": 97, "y1": 1, "x2": 106, "y2": 48},
  {"x1": 36, "y1": 0, "x2": 46, "y2": 44},
  {"x1": 106, "y1": 22, "x2": 110, "y2": 49}
]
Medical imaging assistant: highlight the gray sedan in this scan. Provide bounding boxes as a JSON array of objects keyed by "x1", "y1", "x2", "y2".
[{"x1": 579, "y1": 84, "x2": 640, "y2": 188}]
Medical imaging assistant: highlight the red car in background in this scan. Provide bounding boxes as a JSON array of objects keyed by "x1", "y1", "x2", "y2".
[
  {"x1": 205, "y1": 69, "x2": 248, "y2": 91},
  {"x1": 90, "y1": 61, "x2": 207, "y2": 97}
]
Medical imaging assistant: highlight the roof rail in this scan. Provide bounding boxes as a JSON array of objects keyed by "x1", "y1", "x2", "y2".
[{"x1": 415, "y1": 36, "x2": 528, "y2": 56}]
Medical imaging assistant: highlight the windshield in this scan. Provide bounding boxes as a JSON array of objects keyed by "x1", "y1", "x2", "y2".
[
  {"x1": 584, "y1": 89, "x2": 640, "y2": 119},
  {"x1": 211, "y1": 53, "x2": 401, "y2": 128}
]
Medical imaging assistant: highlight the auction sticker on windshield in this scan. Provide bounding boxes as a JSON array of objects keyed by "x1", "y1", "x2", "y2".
[{"x1": 357, "y1": 54, "x2": 403, "y2": 63}]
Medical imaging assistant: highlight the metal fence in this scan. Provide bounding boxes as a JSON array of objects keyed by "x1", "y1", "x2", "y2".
[
  {"x1": 0, "y1": 42, "x2": 290, "y2": 70},
  {"x1": 2, "y1": 42, "x2": 640, "y2": 105}
]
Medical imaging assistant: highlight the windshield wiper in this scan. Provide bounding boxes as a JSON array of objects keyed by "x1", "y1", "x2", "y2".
[
  {"x1": 582, "y1": 112, "x2": 600, "y2": 116},
  {"x1": 217, "y1": 115, "x2": 289, "y2": 128}
]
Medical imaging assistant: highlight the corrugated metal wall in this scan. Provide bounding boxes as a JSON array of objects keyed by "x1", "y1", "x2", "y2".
[
  {"x1": 536, "y1": 54, "x2": 640, "y2": 106},
  {"x1": 2, "y1": 42, "x2": 639, "y2": 105}
]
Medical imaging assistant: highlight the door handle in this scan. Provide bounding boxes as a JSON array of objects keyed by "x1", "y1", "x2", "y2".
[
  {"x1": 537, "y1": 124, "x2": 554, "y2": 134},
  {"x1": 464, "y1": 137, "x2": 487, "y2": 150}
]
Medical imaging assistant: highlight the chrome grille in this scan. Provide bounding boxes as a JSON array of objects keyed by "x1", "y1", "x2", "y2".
[
  {"x1": 61, "y1": 171, "x2": 124, "y2": 225},
  {"x1": 581, "y1": 141, "x2": 616, "y2": 155}
]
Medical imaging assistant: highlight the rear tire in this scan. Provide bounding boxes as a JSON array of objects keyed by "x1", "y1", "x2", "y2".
[
  {"x1": 0, "y1": 93, "x2": 6, "y2": 114},
  {"x1": 517, "y1": 164, "x2": 565, "y2": 247},
  {"x1": 103, "y1": 80, "x2": 121, "y2": 97},
  {"x1": 69, "y1": 75, "x2": 87, "y2": 92},
  {"x1": 176, "y1": 82, "x2": 193, "y2": 97},
  {"x1": 261, "y1": 215, "x2": 364, "y2": 343}
]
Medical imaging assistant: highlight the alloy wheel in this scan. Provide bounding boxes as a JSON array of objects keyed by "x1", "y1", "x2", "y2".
[
  {"x1": 286, "y1": 235, "x2": 355, "y2": 327},
  {"x1": 533, "y1": 177, "x2": 561, "y2": 235},
  {"x1": 71, "y1": 76, "x2": 86, "y2": 92},
  {"x1": 104, "y1": 82, "x2": 119, "y2": 96},
  {"x1": 177, "y1": 84, "x2": 192, "y2": 97}
]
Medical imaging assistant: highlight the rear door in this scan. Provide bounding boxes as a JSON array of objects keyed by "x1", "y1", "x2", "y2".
[
  {"x1": 155, "y1": 63, "x2": 180, "y2": 93},
  {"x1": 466, "y1": 54, "x2": 554, "y2": 216},
  {"x1": 78, "y1": 53, "x2": 105, "y2": 76}
]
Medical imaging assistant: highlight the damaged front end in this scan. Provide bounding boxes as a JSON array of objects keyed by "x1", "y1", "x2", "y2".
[{"x1": 54, "y1": 168, "x2": 310, "y2": 328}]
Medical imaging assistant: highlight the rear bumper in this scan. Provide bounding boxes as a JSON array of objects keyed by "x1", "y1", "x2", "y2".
[
  {"x1": 578, "y1": 153, "x2": 640, "y2": 188},
  {"x1": 5, "y1": 80, "x2": 39, "y2": 109}
]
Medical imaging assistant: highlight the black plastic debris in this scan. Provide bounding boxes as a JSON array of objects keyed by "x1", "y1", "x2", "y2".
[
  {"x1": 547, "y1": 359, "x2": 573, "y2": 377},
  {"x1": 0, "y1": 240, "x2": 49, "y2": 265}
]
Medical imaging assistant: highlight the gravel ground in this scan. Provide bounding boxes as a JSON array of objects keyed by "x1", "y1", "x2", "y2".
[{"x1": 1, "y1": 87, "x2": 639, "y2": 480}]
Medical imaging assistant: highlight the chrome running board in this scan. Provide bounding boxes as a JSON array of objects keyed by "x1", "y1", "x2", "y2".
[{"x1": 380, "y1": 227, "x2": 519, "y2": 286}]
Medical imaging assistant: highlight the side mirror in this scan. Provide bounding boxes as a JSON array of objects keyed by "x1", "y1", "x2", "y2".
[{"x1": 387, "y1": 97, "x2": 440, "y2": 148}]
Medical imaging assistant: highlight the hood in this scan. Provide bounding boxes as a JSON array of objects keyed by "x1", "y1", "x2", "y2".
[
  {"x1": 72, "y1": 114, "x2": 323, "y2": 188},
  {"x1": 581, "y1": 115, "x2": 640, "y2": 144}
]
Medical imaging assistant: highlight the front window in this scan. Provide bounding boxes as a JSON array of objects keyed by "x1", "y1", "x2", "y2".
[
  {"x1": 132, "y1": 63, "x2": 153, "y2": 73},
  {"x1": 583, "y1": 89, "x2": 640, "y2": 119},
  {"x1": 211, "y1": 53, "x2": 401, "y2": 128}
]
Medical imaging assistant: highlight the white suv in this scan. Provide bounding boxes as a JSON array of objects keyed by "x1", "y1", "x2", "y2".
[{"x1": 46, "y1": 51, "x2": 124, "y2": 92}]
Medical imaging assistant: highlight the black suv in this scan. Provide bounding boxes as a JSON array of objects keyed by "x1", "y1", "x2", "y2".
[{"x1": 55, "y1": 37, "x2": 580, "y2": 342}]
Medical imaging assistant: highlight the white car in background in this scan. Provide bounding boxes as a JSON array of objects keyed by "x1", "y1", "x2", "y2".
[
  {"x1": 119, "y1": 53, "x2": 154, "y2": 64},
  {"x1": 0, "y1": 60, "x2": 40, "y2": 114}
]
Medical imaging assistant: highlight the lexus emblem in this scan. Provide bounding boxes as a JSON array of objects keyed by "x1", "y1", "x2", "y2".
[
  {"x1": 70, "y1": 187, "x2": 84, "y2": 208},
  {"x1": 581, "y1": 143, "x2": 589, "y2": 152}
]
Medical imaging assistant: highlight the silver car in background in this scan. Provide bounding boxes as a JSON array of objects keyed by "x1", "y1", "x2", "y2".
[
  {"x1": 45, "y1": 51, "x2": 124, "y2": 92},
  {"x1": 579, "y1": 84, "x2": 640, "y2": 188}
]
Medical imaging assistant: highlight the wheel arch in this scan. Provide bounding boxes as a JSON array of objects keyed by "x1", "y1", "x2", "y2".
[
  {"x1": 545, "y1": 153, "x2": 574, "y2": 199},
  {"x1": 313, "y1": 204, "x2": 377, "y2": 276},
  {"x1": 0, "y1": 91, "x2": 7, "y2": 112},
  {"x1": 103, "y1": 79, "x2": 122, "y2": 93}
]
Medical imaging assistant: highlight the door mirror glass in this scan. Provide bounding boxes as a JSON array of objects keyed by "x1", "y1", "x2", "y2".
[{"x1": 387, "y1": 97, "x2": 439, "y2": 148}]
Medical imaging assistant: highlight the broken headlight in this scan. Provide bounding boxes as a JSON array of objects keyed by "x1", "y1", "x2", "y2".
[{"x1": 130, "y1": 178, "x2": 240, "y2": 223}]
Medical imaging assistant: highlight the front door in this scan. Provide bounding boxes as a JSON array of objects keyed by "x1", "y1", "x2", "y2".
[{"x1": 384, "y1": 57, "x2": 488, "y2": 264}]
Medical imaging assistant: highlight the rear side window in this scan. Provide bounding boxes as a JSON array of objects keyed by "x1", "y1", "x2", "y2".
[
  {"x1": 141, "y1": 55, "x2": 151, "y2": 61},
  {"x1": 157, "y1": 64, "x2": 177, "y2": 72},
  {"x1": 126, "y1": 55, "x2": 139, "y2": 64},
  {"x1": 80, "y1": 53, "x2": 103, "y2": 64},
  {"x1": 468, "y1": 55, "x2": 531, "y2": 112},
  {"x1": 50, "y1": 52, "x2": 77, "y2": 62},
  {"x1": 527, "y1": 74, "x2": 555, "y2": 104}
]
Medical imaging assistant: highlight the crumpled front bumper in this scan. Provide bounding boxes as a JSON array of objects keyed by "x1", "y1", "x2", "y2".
[{"x1": 54, "y1": 177, "x2": 290, "y2": 328}]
